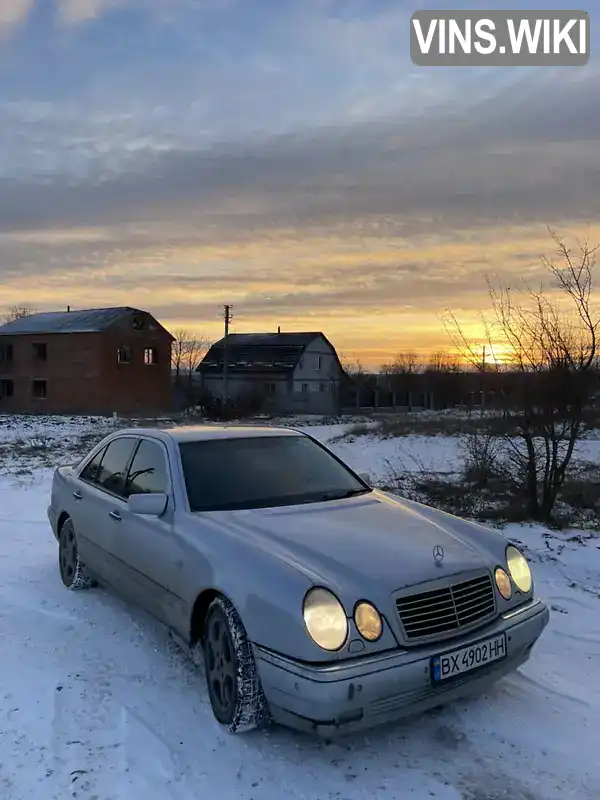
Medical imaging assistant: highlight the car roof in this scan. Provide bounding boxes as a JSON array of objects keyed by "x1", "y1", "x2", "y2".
[{"x1": 112, "y1": 424, "x2": 305, "y2": 443}]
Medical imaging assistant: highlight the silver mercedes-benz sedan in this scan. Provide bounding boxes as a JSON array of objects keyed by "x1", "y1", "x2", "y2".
[{"x1": 47, "y1": 424, "x2": 549, "y2": 737}]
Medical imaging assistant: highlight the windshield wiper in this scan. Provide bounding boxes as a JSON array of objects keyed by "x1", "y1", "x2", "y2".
[{"x1": 317, "y1": 488, "x2": 372, "y2": 502}]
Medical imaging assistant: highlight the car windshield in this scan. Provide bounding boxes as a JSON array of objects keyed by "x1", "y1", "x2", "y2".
[{"x1": 179, "y1": 434, "x2": 371, "y2": 512}]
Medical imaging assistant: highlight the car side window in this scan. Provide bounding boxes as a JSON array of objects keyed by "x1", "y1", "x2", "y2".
[
  {"x1": 124, "y1": 439, "x2": 168, "y2": 497},
  {"x1": 79, "y1": 446, "x2": 107, "y2": 484},
  {"x1": 95, "y1": 437, "x2": 137, "y2": 497}
]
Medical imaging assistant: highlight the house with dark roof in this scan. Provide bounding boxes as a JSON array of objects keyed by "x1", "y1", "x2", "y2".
[
  {"x1": 197, "y1": 331, "x2": 348, "y2": 414},
  {"x1": 0, "y1": 306, "x2": 174, "y2": 415}
]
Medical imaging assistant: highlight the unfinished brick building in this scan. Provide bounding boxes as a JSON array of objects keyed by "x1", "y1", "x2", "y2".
[{"x1": 0, "y1": 306, "x2": 174, "y2": 415}]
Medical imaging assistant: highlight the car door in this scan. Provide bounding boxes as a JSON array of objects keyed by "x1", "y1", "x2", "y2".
[
  {"x1": 109, "y1": 437, "x2": 184, "y2": 626},
  {"x1": 71, "y1": 436, "x2": 138, "y2": 585},
  {"x1": 68, "y1": 443, "x2": 110, "y2": 575}
]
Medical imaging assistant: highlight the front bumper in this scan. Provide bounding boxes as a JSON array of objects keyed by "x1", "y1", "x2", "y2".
[{"x1": 254, "y1": 597, "x2": 549, "y2": 737}]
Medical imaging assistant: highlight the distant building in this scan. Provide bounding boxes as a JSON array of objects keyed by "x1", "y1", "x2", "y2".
[
  {"x1": 197, "y1": 331, "x2": 348, "y2": 415},
  {"x1": 0, "y1": 306, "x2": 174, "y2": 415}
]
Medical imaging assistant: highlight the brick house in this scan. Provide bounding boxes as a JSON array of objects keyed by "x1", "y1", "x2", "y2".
[
  {"x1": 0, "y1": 306, "x2": 174, "y2": 415},
  {"x1": 197, "y1": 331, "x2": 349, "y2": 415}
]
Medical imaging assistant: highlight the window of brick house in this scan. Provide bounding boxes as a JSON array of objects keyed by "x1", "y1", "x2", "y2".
[
  {"x1": 32, "y1": 343, "x2": 47, "y2": 360},
  {"x1": 0, "y1": 344, "x2": 13, "y2": 362},
  {"x1": 117, "y1": 345, "x2": 132, "y2": 363},
  {"x1": 144, "y1": 347, "x2": 158, "y2": 365},
  {"x1": 32, "y1": 380, "x2": 47, "y2": 399},
  {"x1": 0, "y1": 379, "x2": 13, "y2": 397}
]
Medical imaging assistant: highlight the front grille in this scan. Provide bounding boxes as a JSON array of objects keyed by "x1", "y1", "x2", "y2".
[{"x1": 396, "y1": 574, "x2": 496, "y2": 642}]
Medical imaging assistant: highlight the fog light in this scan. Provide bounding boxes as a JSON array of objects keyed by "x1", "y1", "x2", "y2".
[
  {"x1": 495, "y1": 567, "x2": 512, "y2": 600},
  {"x1": 354, "y1": 601, "x2": 383, "y2": 642}
]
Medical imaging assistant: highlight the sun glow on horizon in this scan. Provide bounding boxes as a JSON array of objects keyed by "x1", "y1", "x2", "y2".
[{"x1": 1, "y1": 221, "x2": 598, "y2": 371}]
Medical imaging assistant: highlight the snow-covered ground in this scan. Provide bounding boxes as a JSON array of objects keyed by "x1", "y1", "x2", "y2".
[
  {"x1": 1, "y1": 413, "x2": 598, "y2": 484},
  {"x1": 0, "y1": 414, "x2": 599, "y2": 799}
]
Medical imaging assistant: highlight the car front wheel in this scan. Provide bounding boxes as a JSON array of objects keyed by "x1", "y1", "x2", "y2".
[
  {"x1": 198, "y1": 595, "x2": 270, "y2": 733},
  {"x1": 58, "y1": 519, "x2": 94, "y2": 590}
]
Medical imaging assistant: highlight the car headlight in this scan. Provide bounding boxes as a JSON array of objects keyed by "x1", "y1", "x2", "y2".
[
  {"x1": 506, "y1": 545, "x2": 532, "y2": 593},
  {"x1": 303, "y1": 587, "x2": 348, "y2": 651},
  {"x1": 494, "y1": 567, "x2": 512, "y2": 600},
  {"x1": 354, "y1": 601, "x2": 383, "y2": 642}
]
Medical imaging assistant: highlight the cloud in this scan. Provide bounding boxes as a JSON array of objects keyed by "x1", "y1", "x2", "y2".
[
  {"x1": 56, "y1": 0, "x2": 119, "y2": 25},
  {"x1": 0, "y1": 0, "x2": 34, "y2": 35},
  {"x1": 2, "y1": 213, "x2": 598, "y2": 365},
  {"x1": 55, "y1": 0, "x2": 236, "y2": 27},
  {"x1": 0, "y1": 0, "x2": 598, "y2": 362},
  {"x1": 0, "y1": 64, "x2": 598, "y2": 241}
]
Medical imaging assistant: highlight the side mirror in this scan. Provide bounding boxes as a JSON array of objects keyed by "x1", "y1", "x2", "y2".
[
  {"x1": 358, "y1": 471, "x2": 371, "y2": 485},
  {"x1": 128, "y1": 492, "x2": 168, "y2": 516}
]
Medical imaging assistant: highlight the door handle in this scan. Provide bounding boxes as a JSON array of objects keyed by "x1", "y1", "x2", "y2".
[
  {"x1": 73, "y1": 491, "x2": 82, "y2": 500},
  {"x1": 109, "y1": 511, "x2": 122, "y2": 522}
]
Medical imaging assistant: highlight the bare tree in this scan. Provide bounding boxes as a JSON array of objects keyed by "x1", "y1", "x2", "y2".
[
  {"x1": 183, "y1": 337, "x2": 208, "y2": 377},
  {"x1": 381, "y1": 350, "x2": 420, "y2": 375},
  {"x1": 425, "y1": 349, "x2": 461, "y2": 373},
  {"x1": 446, "y1": 229, "x2": 600, "y2": 521},
  {"x1": 3, "y1": 305, "x2": 36, "y2": 324},
  {"x1": 172, "y1": 329, "x2": 208, "y2": 375},
  {"x1": 172, "y1": 328, "x2": 190, "y2": 380},
  {"x1": 380, "y1": 351, "x2": 421, "y2": 395},
  {"x1": 171, "y1": 328, "x2": 209, "y2": 404},
  {"x1": 340, "y1": 355, "x2": 366, "y2": 380}
]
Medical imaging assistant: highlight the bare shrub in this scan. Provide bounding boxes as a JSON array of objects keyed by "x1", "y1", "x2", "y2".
[
  {"x1": 192, "y1": 387, "x2": 266, "y2": 420},
  {"x1": 460, "y1": 426, "x2": 503, "y2": 488},
  {"x1": 446, "y1": 228, "x2": 600, "y2": 522}
]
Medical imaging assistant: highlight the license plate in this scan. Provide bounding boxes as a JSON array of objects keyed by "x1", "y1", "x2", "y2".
[{"x1": 431, "y1": 633, "x2": 507, "y2": 683}]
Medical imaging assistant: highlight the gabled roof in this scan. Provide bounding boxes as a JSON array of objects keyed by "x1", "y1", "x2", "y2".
[
  {"x1": 214, "y1": 332, "x2": 322, "y2": 347},
  {"x1": 0, "y1": 306, "x2": 158, "y2": 336},
  {"x1": 198, "y1": 331, "x2": 325, "y2": 374}
]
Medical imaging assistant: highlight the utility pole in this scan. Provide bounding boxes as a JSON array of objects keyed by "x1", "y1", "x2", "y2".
[{"x1": 222, "y1": 304, "x2": 232, "y2": 402}]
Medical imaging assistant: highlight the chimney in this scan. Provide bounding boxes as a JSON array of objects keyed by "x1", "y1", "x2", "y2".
[{"x1": 277, "y1": 325, "x2": 281, "y2": 333}]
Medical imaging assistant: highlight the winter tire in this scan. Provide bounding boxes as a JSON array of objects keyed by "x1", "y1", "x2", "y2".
[
  {"x1": 58, "y1": 519, "x2": 94, "y2": 590},
  {"x1": 198, "y1": 595, "x2": 270, "y2": 733}
]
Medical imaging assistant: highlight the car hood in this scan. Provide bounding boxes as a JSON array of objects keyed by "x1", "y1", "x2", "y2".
[{"x1": 215, "y1": 490, "x2": 496, "y2": 600}]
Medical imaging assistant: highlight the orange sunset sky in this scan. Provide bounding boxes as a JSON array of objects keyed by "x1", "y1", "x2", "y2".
[{"x1": 0, "y1": 2, "x2": 598, "y2": 368}]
